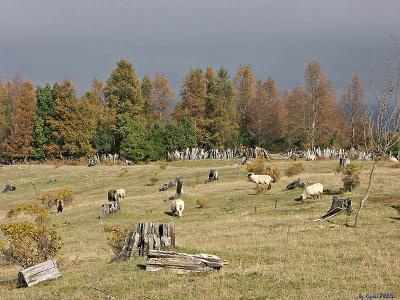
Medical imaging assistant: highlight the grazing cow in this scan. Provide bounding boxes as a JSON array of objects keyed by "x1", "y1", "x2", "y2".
[
  {"x1": 108, "y1": 189, "x2": 119, "y2": 202},
  {"x1": 208, "y1": 170, "x2": 219, "y2": 182}
]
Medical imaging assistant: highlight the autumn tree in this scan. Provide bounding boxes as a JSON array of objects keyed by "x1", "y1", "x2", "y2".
[
  {"x1": 304, "y1": 60, "x2": 342, "y2": 148},
  {"x1": 234, "y1": 65, "x2": 256, "y2": 142},
  {"x1": 152, "y1": 73, "x2": 175, "y2": 124},
  {"x1": 179, "y1": 68, "x2": 207, "y2": 145},
  {"x1": 207, "y1": 67, "x2": 239, "y2": 147},
  {"x1": 282, "y1": 86, "x2": 307, "y2": 148},
  {"x1": 247, "y1": 80, "x2": 267, "y2": 146},
  {"x1": 82, "y1": 78, "x2": 116, "y2": 154},
  {"x1": 2, "y1": 81, "x2": 36, "y2": 159},
  {"x1": 246, "y1": 78, "x2": 282, "y2": 148},
  {"x1": 341, "y1": 74, "x2": 367, "y2": 148},
  {"x1": 49, "y1": 79, "x2": 96, "y2": 157}
]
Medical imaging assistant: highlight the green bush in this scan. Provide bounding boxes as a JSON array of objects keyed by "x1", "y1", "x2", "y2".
[
  {"x1": 342, "y1": 164, "x2": 361, "y2": 192},
  {"x1": 285, "y1": 163, "x2": 304, "y2": 177},
  {"x1": 0, "y1": 202, "x2": 62, "y2": 268}
]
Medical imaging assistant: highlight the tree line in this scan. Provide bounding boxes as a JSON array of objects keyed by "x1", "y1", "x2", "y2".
[{"x1": 0, "y1": 59, "x2": 371, "y2": 162}]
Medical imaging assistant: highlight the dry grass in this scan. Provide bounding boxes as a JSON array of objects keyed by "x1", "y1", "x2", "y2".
[{"x1": 0, "y1": 159, "x2": 399, "y2": 299}]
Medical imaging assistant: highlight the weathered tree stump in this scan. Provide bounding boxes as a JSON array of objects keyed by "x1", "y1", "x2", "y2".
[
  {"x1": 99, "y1": 200, "x2": 120, "y2": 218},
  {"x1": 17, "y1": 260, "x2": 62, "y2": 287},
  {"x1": 113, "y1": 222, "x2": 175, "y2": 261},
  {"x1": 314, "y1": 196, "x2": 353, "y2": 221},
  {"x1": 146, "y1": 250, "x2": 228, "y2": 274}
]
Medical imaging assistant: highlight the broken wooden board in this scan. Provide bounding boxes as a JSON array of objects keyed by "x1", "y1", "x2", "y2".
[
  {"x1": 146, "y1": 250, "x2": 228, "y2": 274},
  {"x1": 113, "y1": 222, "x2": 175, "y2": 261},
  {"x1": 17, "y1": 260, "x2": 62, "y2": 287}
]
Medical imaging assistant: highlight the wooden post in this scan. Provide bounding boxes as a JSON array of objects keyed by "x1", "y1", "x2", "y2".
[
  {"x1": 113, "y1": 222, "x2": 175, "y2": 261},
  {"x1": 17, "y1": 260, "x2": 62, "y2": 287}
]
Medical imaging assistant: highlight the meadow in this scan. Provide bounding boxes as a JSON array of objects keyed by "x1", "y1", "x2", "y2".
[{"x1": 0, "y1": 159, "x2": 399, "y2": 300}]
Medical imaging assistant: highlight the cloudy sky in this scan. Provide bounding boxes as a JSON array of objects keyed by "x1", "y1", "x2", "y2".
[{"x1": 1, "y1": 0, "x2": 399, "y2": 100}]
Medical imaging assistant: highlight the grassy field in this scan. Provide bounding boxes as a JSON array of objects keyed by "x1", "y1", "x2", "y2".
[{"x1": 0, "y1": 159, "x2": 399, "y2": 300}]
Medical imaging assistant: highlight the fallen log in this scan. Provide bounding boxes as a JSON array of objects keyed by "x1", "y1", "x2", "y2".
[
  {"x1": 113, "y1": 222, "x2": 175, "y2": 261},
  {"x1": 146, "y1": 250, "x2": 228, "y2": 274},
  {"x1": 17, "y1": 260, "x2": 62, "y2": 287}
]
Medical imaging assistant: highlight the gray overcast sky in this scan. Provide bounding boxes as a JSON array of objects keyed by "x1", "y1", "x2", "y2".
[{"x1": 0, "y1": 0, "x2": 399, "y2": 100}]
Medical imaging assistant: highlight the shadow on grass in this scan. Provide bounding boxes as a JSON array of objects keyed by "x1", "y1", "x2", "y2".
[
  {"x1": 164, "y1": 211, "x2": 174, "y2": 217},
  {"x1": 389, "y1": 216, "x2": 400, "y2": 221},
  {"x1": 324, "y1": 188, "x2": 343, "y2": 196},
  {"x1": 136, "y1": 264, "x2": 146, "y2": 270},
  {"x1": 0, "y1": 278, "x2": 16, "y2": 289}
]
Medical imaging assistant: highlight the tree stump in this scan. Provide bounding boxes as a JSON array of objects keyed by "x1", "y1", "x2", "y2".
[
  {"x1": 17, "y1": 260, "x2": 62, "y2": 287},
  {"x1": 146, "y1": 250, "x2": 228, "y2": 274},
  {"x1": 113, "y1": 222, "x2": 175, "y2": 261},
  {"x1": 99, "y1": 200, "x2": 120, "y2": 218}
]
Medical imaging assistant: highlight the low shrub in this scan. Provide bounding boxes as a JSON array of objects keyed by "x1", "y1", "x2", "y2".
[
  {"x1": 37, "y1": 187, "x2": 74, "y2": 209},
  {"x1": 1, "y1": 202, "x2": 62, "y2": 268},
  {"x1": 149, "y1": 171, "x2": 160, "y2": 186},
  {"x1": 118, "y1": 168, "x2": 128, "y2": 177},
  {"x1": 255, "y1": 185, "x2": 267, "y2": 194},
  {"x1": 196, "y1": 199, "x2": 209, "y2": 209},
  {"x1": 285, "y1": 163, "x2": 304, "y2": 177},
  {"x1": 104, "y1": 224, "x2": 130, "y2": 256},
  {"x1": 247, "y1": 154, "x2": 267, "y2": 174},
  {"x1": 158, "y1": 160, "x2": 168, "y2": 170},
  {"x1": 266, "y1": 165, "x2": 281, "y2": 182},
  {"x1": 342, "y1": 164, "x2": 361, "y2": 192}
]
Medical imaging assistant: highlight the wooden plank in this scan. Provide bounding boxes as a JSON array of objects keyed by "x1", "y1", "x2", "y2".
[
  {"x1": 145, "y1": 250, "x2": 228, "y2": 274},
  {"x1": 17, "y1": 260, "x2": 62, "y2": 287}
]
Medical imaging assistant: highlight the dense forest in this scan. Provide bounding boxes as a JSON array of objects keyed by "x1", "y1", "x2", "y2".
[{"x1": 0, "y1": 59, "x2": 371, "y2": 162}]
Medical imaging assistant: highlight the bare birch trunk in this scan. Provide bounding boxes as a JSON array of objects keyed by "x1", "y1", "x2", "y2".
[{"x1": 354, "y1": 160, "x2": 378, "y2": 227}]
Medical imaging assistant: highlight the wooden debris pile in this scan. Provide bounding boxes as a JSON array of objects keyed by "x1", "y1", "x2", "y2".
[
  {"x1": 113, "y1": 222, "x2": 175, "y2": 261},
  {"x1": 146, "y1": 250, "x2": 228, "y2": 274},
  {"x1": 17, "y1": 260, "x2": 62, "y2": 287}
]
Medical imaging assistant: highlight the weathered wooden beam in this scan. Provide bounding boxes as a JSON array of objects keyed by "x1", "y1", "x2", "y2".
[
  {"x1": 17, "y1": 260, "x2": 62, "y2": 287},
  {"x1": 146, "y1": 250, "x2": 228, "y2": 274}
]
